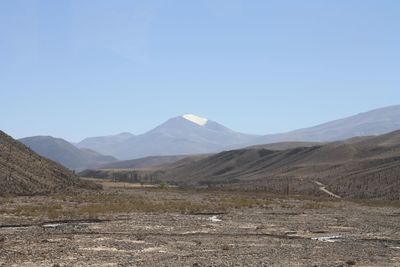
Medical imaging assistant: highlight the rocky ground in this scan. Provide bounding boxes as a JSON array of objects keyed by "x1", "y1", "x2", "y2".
[{"x1": 0, "y1": 185, "x2": 399, "y2": 267}]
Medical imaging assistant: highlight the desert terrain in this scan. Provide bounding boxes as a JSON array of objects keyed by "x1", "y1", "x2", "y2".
[
  {"x1": 0, "y1": 181, "x2": 399, "y2": 267},
  {"x1": 2, "y1": 0, "x2": 400, "y2": 265}
]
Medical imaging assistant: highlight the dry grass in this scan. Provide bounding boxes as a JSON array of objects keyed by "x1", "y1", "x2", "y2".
[
  {"x1": 300, "y1": 201, "x2": 336, "y2": 209},
  {"x1": 0, "y1": 189, "x2": 274, "y2": 221},
  {"x1": 0, "y1": 197, "x2": 14, "y2": 205},
  {"x1": 82, "y1": 178, "x2": 160, "y2": 189},
  {"x1": 352, "y1": 199, "x2": 400, "y2": 209},
  {"x1": 2, "y1": 183, "x2": 395, "y2": 222},
  {"x1": 0, "y1": 203, "x2": 63, "y2": 219}
]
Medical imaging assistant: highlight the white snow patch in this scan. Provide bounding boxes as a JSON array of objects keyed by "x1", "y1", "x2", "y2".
[{"x1": 182, "y1": 114, "x2": 208, "y2": 126}]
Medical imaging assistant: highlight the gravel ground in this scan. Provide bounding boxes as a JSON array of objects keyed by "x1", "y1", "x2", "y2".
[{"x1": 0, "y1": 188, "x2": 399, "y2": 267}]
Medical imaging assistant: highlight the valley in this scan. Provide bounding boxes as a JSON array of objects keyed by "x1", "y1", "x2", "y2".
[
  {"x1": 1, "y1": 106, "x2": 400, "y2": 266},
  {"x1": 80, "y1": 129, "x2": 400, "y2": 201},
  {"x1": 2, "y1": 1, "x2": 400, "y2": 265},
  {"x1": 0, "y1": 184, "x2": 399, "y2": 267}
]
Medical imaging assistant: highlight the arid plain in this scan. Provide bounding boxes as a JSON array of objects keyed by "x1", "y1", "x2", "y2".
[{"x1": 0, "y1": 181, "x2": 399, "y2": 267}]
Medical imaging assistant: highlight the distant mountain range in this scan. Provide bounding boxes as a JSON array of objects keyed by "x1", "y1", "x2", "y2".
[
  {"x1": 78, "y1": 105, "x2": 400, "y2": 160},
  {"x1": 77, "y1": 114, "x2": 257, "y2": 160},
  {"x1": 19, "y1": 105, "x2": 400, "y2": 169},
  {"x1": 0, "y1": 131, "x2": 99, "y2": 196},
  {"x1": 77, "y1": 132, "x2": 135, "y2": 157},
  {"x1": 19, "y1": 136, "x2": 116, "y2": 170},
  {"x1": 254, "y1": 105, "x2": 400, "y2": 144}
]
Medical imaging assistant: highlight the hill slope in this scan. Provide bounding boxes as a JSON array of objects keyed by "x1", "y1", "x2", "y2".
[
  {"x1": 77, "y1": 133, "x2": 135, "y2": 157},
  {"x1": 159, "y1": 130, "x2": 400, "y2": 200},
  {"x1": 99, "y1": 155, "x2": 196, "y2": 170},
  {"x1": 20, "y1": 136, "x2": 116, "y2": 170},
  {"x1": 97, "y1": 142, "x2": 319, "y2": 170},
  {"x1": 255, "y1": 105, "x2": 400, "y2": 144},
  {"x1": 0, "y1": 131, "x2": 100, "y2": 196}
]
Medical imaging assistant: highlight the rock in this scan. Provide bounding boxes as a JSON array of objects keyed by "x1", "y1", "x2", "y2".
[{"x1": 346, "y1": 260, "x2": 356, "y2": 266}]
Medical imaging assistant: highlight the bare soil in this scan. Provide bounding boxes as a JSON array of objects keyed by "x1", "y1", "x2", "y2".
[{"x1": 0, "y1": 184, "x2": 399, "y2": 267}]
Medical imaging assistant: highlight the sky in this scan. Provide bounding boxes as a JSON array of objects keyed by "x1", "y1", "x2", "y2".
[{"x1": 1, "y1": 0, "x2": 399, "y2": 142}]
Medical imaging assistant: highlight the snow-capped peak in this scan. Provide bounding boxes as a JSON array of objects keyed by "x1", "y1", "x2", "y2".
[{"x1": 182, "y1": 114, "x2": 208, "y2": 126}]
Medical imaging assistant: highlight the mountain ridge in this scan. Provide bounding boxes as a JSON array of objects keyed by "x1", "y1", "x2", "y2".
[
  {"x1": 77, "y1": 114, "x2": 258, "y2": 160},
  {"x1": 21, "y1": 105, "x2": 400, "y2": 164},
  {"x1": 76, "y1": 106, "x2": 400, "y2": 160},
  {"x1": 253, "y1": 105, "x2": 400, "y2": 144},
  {"x1": 156, "y1": 129, "x2": 400, "y2": 200},
  {"x1": 19, "y1": 136, "x2": 116, "y2": 170},
  {"x1": 0, "y1": 130, "x2": 100, "y2": 196}
]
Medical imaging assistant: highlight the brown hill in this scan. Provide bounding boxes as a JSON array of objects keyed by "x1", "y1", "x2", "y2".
[
  {"x1": 158, "y1": 131, "x2": 400, "y2": 200},
  {"x1": 0, "y1": 131, "x2": 100, "y2": 196},
  {"x1": 79, "y1": 155, "x2": 207, "y2": 183},
  {"x1": 100, "y1": 155, "x2": 192, "y2": 170},
  {"x1": 96, "y1": 143, "x2": 317, "y2": 172},
  {"x1": 243, "y1": 141, "x2": 322, "y2": 151}
]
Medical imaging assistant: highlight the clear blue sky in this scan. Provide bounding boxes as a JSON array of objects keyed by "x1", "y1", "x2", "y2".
[{"x1": 1, "y1": 0, "x2": 399, "y2": 142}]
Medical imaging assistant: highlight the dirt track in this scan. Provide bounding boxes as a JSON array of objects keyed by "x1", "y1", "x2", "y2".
[{"x1": 314, "y1": 181, "x2": 342, "y2": 199}]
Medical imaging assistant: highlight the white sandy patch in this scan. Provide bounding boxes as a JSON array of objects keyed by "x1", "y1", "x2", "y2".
[
  {"x1": 42, "y1": 223, "x2": 62, "y2": 228},
  {"x1": 80, "y1": 247, "x2": 129, "y2": 253},
  {"x1": 209, "y1": 215, "x2": 222, "y2": 222},
  {"x1": 311, "y1": 236, "x2": 342, "y2": 243},
  {"x1": 94, "y1": 237, "x2": 146, "y2": 244},
  {"x1": 183, "y1": 230, "x2": 212, "y2": 235},
  {"x1": 141, "y1": 247, "x2": 167, "y2": 253}
]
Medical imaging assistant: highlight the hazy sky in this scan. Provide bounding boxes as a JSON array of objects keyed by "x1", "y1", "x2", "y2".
[{"x1": 1, "y1": 0, "x2": 399, "y2": 142}]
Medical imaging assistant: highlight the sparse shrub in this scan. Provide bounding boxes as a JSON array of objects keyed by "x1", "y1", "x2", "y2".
[
  {"x1": 47, "y1": 204, "x2": 63, "y2": 219},
  {"x1": 221, "y1": 244, "x2": 230, "y2": 251},
  {"x1": 301, "y1": 201, "x2": 335, "y2": 209},
  {"x1": 346, "y1": 260, "x2": 356, "y2": 266},
  {"x1": 159, "y1": 181, "x2": 167, "y2": 189}
]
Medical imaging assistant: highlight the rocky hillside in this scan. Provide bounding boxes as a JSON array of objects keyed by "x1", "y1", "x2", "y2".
[
  {"x1": 0, "y1": 131, "x2": 100, "y2": 196},
  {"x1": 158, "y1": 130, "x2": 400, "y2": 200}
]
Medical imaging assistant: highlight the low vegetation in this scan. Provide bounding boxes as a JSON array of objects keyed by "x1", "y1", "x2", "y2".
[
  {"x1": 0, "y1": 188, "x2": 273, "y2": 221},
  {"x1": 0, "y1": 181, "x2": 397, "y2": 223}
]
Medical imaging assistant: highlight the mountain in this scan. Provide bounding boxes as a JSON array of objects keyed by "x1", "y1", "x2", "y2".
[
  {"x1": 157, "y1": 130, "x2": 400, "y2": 200},
  {"x1": 254, "y1": 105, "x2": 400, "y2": 144},
  {"x1": 78, "y1": 114, "x2": 258, "y2": 160},
  {"x1": 19, "y1": 136, "x2": 117, "y2": 170},
  {"x1": 77, "y1": 132, "x2": 135, "y2": 157},
  {"x1": 76, "y1": 106, "x2": 400, "y2": 160},
  {"x1": 0, "y1": 130, "x2": 100, "y2": 196}
]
